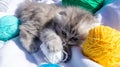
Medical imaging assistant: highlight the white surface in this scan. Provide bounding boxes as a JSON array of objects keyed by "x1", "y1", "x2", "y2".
[
  {"x1": 6, "y1": 0, "x2": 25, "y2": 15},
  {"x1": 0, "y1": 37, "x2": 37, "y2": 67},
  {"x1": 33, "y1": 0, "x2": 62, "y2": 5},
  {"x1": 1, "y1": 0, "x2": 62, "y2": 15},
  {"x1": 0, "y1": 40, "x2": 5, "y2": 48},
  {"x1": 0, "y1": 36, "x2": 103, "y2": 67},
  {"x1": 95, "y1": 0, "x2": 120, "y2": 31}
]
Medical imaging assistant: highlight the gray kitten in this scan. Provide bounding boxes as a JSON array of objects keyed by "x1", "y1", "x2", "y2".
[{"x1": 16, "y1": 1, "x2": 100, "y2": 62}]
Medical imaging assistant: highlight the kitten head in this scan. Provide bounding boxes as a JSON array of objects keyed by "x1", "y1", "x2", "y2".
[{"x1": 54, "y1": 6, "x2": 101, "y2": 45}]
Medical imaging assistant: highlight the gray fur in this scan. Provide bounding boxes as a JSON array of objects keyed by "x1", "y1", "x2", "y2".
[{"x1": 17, "y1": 2, "x2": 100, "y2": 54}]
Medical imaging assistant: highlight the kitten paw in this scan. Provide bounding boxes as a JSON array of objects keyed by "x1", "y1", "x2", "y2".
[
  {"x1": 40, "y1": 43, "x2": 64, "y2": 63},
  {"x1": 46, "y1": 38, "x2": 63, "y2": 52}
]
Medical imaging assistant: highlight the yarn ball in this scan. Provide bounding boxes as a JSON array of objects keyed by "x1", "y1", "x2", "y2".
[
  {"x1": 0, "y1": 15, "x2": 19, "y2": 41},
  {"x1": 39, "y1": 63, "x2": 60, "y2": 67},
  {"x1": 62, "y1": 0, "x2": 104, "y2": 14},
  {"x1": 82, "y1": 25, "x2": 120, "y2": 67}
]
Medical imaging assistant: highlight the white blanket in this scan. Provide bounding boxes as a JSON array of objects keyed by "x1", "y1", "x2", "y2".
[
  {"x1": 0, "y1": 36, "x2": 102, "y2": 67},
  {"x1": 95, "y1": 0, "x2": 120, "y2": 31}
]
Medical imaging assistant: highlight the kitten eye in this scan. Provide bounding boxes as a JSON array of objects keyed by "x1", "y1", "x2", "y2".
[
  {"x1": 70, "y1": 37, "x2": 79, "y2": 41},
  {"x1": 59, "y1": 11, "x2": 67, "y2": 16},
  {"x1": 62, "y1": 31, "x2": 67, "y2": 37},
  {"x1": 62, "y1": 41, "x2": 66, "y2": 45}
]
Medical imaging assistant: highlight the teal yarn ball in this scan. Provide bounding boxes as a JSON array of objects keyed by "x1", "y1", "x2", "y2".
[
  {"x1": 0, "y1": 15, "x2": 20, "y2": 41},
  {"x1": 39, "y1": 64, "x2": 60, "y2": 67},
  {"x1": 62, "y1": 0, "x2": 104, "y2": 14}
]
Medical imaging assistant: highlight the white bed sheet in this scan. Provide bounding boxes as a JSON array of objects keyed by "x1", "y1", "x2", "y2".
[
  {"x1": 0, "y1": 36, "x2": 102, "y2": 67},
  {"x1": 95, "y1": 0, "x2": 120, "y2": 31}
]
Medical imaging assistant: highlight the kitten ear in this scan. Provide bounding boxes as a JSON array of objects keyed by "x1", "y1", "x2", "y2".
[
  {"x1": 59, "y1": 11, "x2": 67, "y2": 16},
  {"x1": 54, "y1": 10, "x2": 68, "y2": 25}
]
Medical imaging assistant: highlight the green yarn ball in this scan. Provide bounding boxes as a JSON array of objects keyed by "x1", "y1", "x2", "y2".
[
  {"x1": 62, "y1": 0, "x2": 104, "y2": 14},
  {"x1": 0, "y1": 15, "x2": 20, "y2": 41}
]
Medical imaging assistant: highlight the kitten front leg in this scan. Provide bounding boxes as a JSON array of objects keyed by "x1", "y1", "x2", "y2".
[
  {"x1": 40, "y1": 28, "x2": 63, "y2": 52},
  {"x1": 19, "y1": 25, "x2": 40, "y2": 53}
]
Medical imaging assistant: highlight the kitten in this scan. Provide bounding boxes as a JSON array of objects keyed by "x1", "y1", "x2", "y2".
[{"x1": 16, "y1": 1, "x2": 100, "y2": 62}]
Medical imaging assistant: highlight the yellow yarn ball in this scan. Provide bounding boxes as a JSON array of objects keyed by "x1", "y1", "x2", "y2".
[{"x1": 82, "y1": 25, "x2": 120, "y2": 67}]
